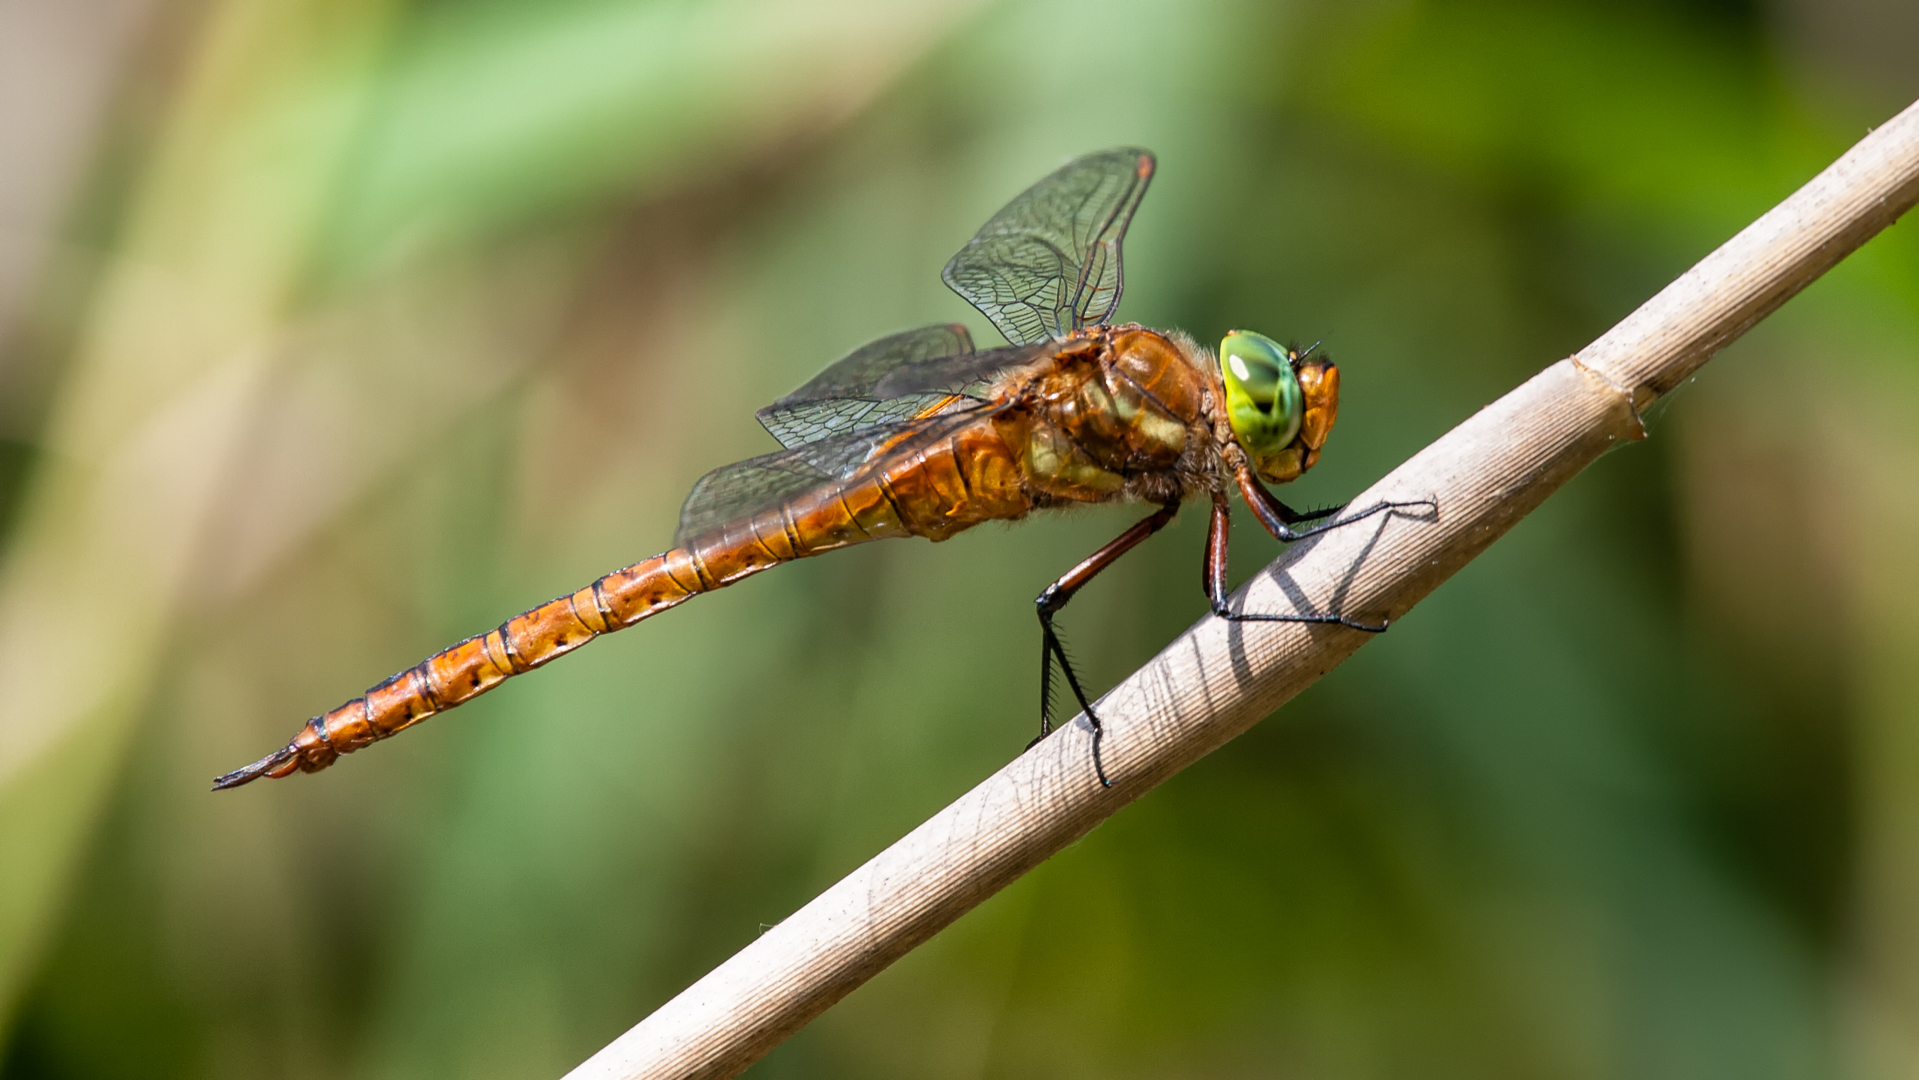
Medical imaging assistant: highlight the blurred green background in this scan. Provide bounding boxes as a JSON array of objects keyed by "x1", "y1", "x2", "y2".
[{"x1": 0, "y1": 0, "x2": 1915, "y2": 1077}]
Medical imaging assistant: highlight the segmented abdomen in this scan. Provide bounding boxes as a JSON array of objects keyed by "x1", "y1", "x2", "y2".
[{"x1": 213, "y1": 416, "x2": 1030, "y2": 789}]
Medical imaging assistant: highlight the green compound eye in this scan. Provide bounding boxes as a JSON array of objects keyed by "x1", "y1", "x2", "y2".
[{"x1": 1219, "y1": 330, "x2": 1303, "y2": 457}]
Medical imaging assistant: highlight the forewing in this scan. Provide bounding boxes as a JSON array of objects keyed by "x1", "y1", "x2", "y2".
[
  {"x1": 678, "y1": 409, "x2": 988, "y2": 544},
  {"x1": 866, "y1": 341, "x2": 1052, "y2": 397},
  {"x1": 755, "y1": 324, "x2": 971, "y2": 449},
  {"x1": 941, "y1": 148, "x2": 1155, "y2": 345},
  {"x1": 769, "y1": 324, "x2": 975, "y2": 405},
  {"x1": 757, "y1": 394, "x2": 954, "y2": 449},
  {"x1": 757, "y1": 337, "x2": 1051, "y2": 449}
]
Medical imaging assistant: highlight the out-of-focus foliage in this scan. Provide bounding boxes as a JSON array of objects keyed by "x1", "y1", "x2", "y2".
[{"x1": 0, "y1": 0, "x2": 1914, "y2": 1078}]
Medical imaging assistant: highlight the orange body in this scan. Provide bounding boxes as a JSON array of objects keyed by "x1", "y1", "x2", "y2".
[{"x1": 216, "y1": 327, "x2": 1215, "y2": 787}]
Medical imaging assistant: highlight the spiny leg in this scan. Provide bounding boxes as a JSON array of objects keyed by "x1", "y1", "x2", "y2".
[
  {"x1": 1269, "y1": 500, "x2": 1343, "y2": 526},
  {"x1": 1210, "y1": 484, "x2": 1416, "y2": 632},
  {"x1": 1032, "y1": 502, "x2": 1179, "y2": 787},
  {"x1": 1235, "y1": 467, "x2": 1435, "y2": 544}
]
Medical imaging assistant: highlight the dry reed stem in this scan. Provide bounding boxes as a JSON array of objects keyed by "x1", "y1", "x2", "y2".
[{"x1": 566, "y1": 97, "x2": 1919, "y2": 1080}]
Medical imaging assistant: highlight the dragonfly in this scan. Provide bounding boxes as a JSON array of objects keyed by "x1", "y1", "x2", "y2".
[{"x1": 215, "y1": 148, "x2": 1429, "y2": 792}]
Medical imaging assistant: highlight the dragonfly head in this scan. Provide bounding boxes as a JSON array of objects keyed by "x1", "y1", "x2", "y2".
[{"x1": 1219, "y1": 330, "x2": 1339, "y2": 484}]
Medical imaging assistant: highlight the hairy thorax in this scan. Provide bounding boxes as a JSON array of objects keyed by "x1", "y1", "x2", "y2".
[{"x1": 992, "y1": 326, "x2": 1218, "y2": 507}]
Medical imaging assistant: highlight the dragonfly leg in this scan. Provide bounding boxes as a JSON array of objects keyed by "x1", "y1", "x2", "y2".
[
  {"x1": 1236, "y1": 467, "x2": 1436, "y2": 543},
  {"x1": 1032, "y1": 501, "x2": 1179, "y2": 787},
  {"x1": 1207, "y1": 489, "x2": 1393, "y2": 633},
  {"x1": 1273, "y1": 500, "x2": 1344, "y2": 525}
]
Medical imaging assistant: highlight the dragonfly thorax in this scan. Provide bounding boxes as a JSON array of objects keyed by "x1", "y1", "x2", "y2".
[{"x1": 997, "y1": 327, "x2": 1209, "y2": 505}]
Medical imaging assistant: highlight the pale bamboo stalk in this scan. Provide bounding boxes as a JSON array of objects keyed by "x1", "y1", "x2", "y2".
[{"x1": 566, "y1": 98, "x2": 1919, "y2": 1080}]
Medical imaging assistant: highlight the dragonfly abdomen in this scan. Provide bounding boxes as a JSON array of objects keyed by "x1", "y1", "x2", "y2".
[
  {"x1": 213, "y1": 548, "x2": 725, "y2": 788},
  {"x1": 725, "y1": 416, "x2": 1032, "y2": 553},
  {"x1": 214, "y1": 419, "x2": 1034, "y2": 788},
  {"x1": 875, "y1": 418, "x2": 1032, "y2": 540}
]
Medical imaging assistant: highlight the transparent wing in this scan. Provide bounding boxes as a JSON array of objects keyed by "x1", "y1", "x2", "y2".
[
  {"x1": 861, "y1": 341, "x2": 1051, "y2": 397},
  {"x1": 757, "y1": 394, "x2": 957, "y2": 449},
  {"x1": 756, "y1": 328, "x2": 1051, "y2": 449},
  {"x1": 756, "y1": 324, "x2": 971, "y2": 449},
  {"x1": 769, "y1": 324, "x2": 975, "y2": 404},
  {"x1": 941, "y1": 148, "x2": 1155, "y2": 345},
  {"x1": 678, "y1": 409, "x2": 990, "y2": 544}
]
